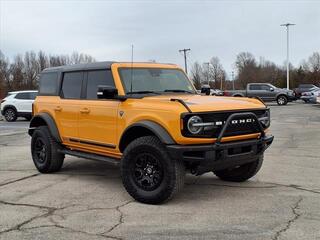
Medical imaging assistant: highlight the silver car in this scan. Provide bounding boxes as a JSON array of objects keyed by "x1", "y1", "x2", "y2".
[{"x1": 301, "y1": 88, "x2": 320, "y2": 103}]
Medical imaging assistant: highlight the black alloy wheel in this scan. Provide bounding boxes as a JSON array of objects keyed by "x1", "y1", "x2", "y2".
[
  {"x1": 132, "y1": 152, "x2": 164, "y2": 191},
  {"x1": 34, "y1": 138, "x2": 47, "y2": 164}
]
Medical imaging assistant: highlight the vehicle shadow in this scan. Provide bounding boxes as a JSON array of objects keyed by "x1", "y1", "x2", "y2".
[{"x1": 57, "y1": 157, "x2": 274, "y2": 204}]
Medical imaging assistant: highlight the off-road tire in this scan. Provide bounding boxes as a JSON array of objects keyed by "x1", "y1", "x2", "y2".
[
  {"x1": 31, "y1": 126, "x2": 64, "y2": 173},
  {"x1": 121, "y1": 136, "x2": 185, "y2": 204},
  {"x1": 213, "y1": 155, "x2": 264, "y2": 182},
  {"x1": 276, "y1": 95, "x2": 288, "y2": 105},
  {"x1": 4, "y1": 108, "x2": 17, "y2": 122}
]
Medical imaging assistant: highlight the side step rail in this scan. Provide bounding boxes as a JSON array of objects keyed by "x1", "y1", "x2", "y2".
[{"x1": 59, "y1": 149, "x2": 120, "y2": 166}]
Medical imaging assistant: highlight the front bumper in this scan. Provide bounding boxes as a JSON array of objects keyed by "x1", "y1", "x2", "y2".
[
  {"x1": 288, "y1": 95, "x2": 298, "y2": 101},
  {"x1": 167, "y1": 111, "x2": 274, "y2": 175},
  {"x1": 167, "y1": 135, "x2": 273, "y2": 175}
]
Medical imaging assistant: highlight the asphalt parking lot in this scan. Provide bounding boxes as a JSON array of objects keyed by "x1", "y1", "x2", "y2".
[{"x1": 0, "y1": 101, "x2": 319, "y2": 240}]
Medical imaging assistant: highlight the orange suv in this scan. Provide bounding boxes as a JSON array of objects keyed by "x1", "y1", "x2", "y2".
[{"x1": 29, "y1": 61, "x2": 273, "y2": 204}]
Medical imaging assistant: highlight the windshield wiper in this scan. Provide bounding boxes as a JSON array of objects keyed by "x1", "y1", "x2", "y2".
[
  {"x1": 126, "y1": 91, "x2": 160, "y2": 95},
  {"x1": 164, "y1": 89, "x2": 193, "y2": 93}
]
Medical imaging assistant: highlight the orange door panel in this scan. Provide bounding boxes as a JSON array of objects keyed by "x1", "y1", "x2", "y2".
[
  {"x1": 78, "y1": 100, "x2": 120, "y2": 152},
  {"x1": 54, "y1": 99, "x2": 79, "y2": 140}
]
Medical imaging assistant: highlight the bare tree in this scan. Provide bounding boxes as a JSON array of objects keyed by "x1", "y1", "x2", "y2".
[
  {"x1": 190, "y1": 62, "x2": 202, "y2": 89},
  {"x1": 235, "y1": 52, "x2": 257, "y2": 88},
  {"x1": 209, "y1": 57, "x2": 225, "y2": 89},
  {"x1": 24, "y1": 51, "x2": 39, "y2": 89},
  {"x1": 38, "y1": 51, "x2": 49, "y2": 71},
  {"x1": 0, "y1": 51, "x2": 10, "y2": 97},
  {"x1": 307, "y1": 52, "x2": 320, "y2": 73}
]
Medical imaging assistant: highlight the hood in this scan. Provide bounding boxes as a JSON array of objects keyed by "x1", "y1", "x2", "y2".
[{"x1": 144, "y1": 94, "x2": 265, "y2": 112}]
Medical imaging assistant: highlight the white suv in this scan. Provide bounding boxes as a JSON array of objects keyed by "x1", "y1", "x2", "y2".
[{"x1": 1, "y1": 90, "x2": 38, "y2": 122}]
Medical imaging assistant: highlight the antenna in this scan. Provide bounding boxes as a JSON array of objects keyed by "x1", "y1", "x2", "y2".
[{"x1": 130, "y1": 44, "x2": 134, "y2": 93}]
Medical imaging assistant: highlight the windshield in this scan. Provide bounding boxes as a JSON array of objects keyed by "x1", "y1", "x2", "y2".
[{"x1": 119, "y1": 68, "x2": 196, "y2": 94}]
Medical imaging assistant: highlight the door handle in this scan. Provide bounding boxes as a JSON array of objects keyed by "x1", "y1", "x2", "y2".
[
  {"x1": 54, "y1": 106, "x2": 62, "y2": 112},
  {"x1": 80, "y1": 108, "x2": 90, "y2": 114}
]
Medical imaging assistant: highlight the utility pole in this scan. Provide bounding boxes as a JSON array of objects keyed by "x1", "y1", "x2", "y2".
[
  {"x1": 179, "y1": 48, "x2": 191, "y2": 74},
  {"x1": 280, "y1": 23, "x2": 295, "y2": 90},
  {"x1": 232, "y1": 71, "x2": 235, "y2": 90},
  {"x1": 204, "y1": 62, "x2": 210, "y2": 85}
]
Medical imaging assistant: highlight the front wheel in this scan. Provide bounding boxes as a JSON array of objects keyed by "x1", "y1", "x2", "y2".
[
  {"x1": 31, "y1": 126, "x2": 64, "y2": 173},
  {"x1": 4, "y1": 108, "x2": 17, "y2": 122},
  {"x1": 277, "y1": 95, "x2": 288, "y2": 105},
  {"x1": 213, "y1": 156, "x2": 264, "y2": 182},
  {"x1": 121, "y1": 136, "x2": 185, "y2": 204}
]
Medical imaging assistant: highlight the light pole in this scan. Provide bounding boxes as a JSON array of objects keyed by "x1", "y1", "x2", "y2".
[{"x1": 281, "y1": 23, "x2": 295, "y2": 90}]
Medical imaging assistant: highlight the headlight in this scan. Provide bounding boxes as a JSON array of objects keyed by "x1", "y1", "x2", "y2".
[
  {"x1": 187, "y1": 115, "x2": 203, "y2": 134},
  {"x1": 258, "y1": 109, "x2": 270, "y2": 128}
]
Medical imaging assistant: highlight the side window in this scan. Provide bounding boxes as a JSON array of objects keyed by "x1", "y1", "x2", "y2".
[
  {"x1": 29, "y1": 92, "x2": 38, "y2": 100},
  {"x1": 61, "y1": 72, "x2": 83, "y2": 99},
  {"x1": 249, "y1": 85, "x2": 261, "y2": 90},
  {"x1": 15, "y1": 93, "x2": 30, "y2": 99},
  {"x1": 39, "y1": 72, "x2": 58, "y2": 95},
  {"x1": 86, "y1": 70, "x2": 115, "y2": 99},
  {"x1": 260, "y1": 85, "x2": 271, "y2": 91}
]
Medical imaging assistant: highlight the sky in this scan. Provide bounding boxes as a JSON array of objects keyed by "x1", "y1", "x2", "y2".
[{"x1": 0, "y1": 0, "x2": 320, "y2": 78}]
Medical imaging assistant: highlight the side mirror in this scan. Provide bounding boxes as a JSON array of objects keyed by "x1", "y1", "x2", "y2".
[
  {"x1": 97, "y1": 85, "x2": 118, "y2": 99},
  {"x1": 269, "y1": 87, "x2": 274, "y2": 92}
]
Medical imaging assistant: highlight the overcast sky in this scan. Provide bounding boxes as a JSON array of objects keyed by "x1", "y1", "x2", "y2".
[{"x1": 0, "y1": 0, "x2": 319, "y2": 77}]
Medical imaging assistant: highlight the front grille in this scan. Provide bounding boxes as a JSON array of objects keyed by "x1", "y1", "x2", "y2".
[{"x1": 182, "y1": 109, "x2": 267, "y2": 138}]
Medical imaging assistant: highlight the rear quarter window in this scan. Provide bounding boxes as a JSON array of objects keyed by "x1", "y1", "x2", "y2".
[{"x1": 39, "y1": 72, "x2": 59, "y2": 95}]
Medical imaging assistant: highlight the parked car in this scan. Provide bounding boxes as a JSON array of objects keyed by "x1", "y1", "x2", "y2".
[
  {"x1": 294, "y1": 84, "x2": 319, "y2": 98},
  {"x1": 224, "y1": 83, "x2": 296, "y2": 105},
  {"x1": 301, "y1": 88, "x2": 320, "y2": 103},
  {"x1": 28, "y1": 61, "x2": 273, "y2": 204},
  {"x1": 200, "y1": 85, "x2": 223, "y2": 96},
  {"x1": 0, "y1": 90, "x2": 38, "y2": 122}
]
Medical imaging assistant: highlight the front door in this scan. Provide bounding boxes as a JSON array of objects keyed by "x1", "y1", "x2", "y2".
[{"x1": 78, "y1": 70, "x2": 120, "y2": 156}]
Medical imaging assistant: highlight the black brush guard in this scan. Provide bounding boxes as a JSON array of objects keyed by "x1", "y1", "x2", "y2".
[{"x1": 167, "y1": 112, "x2": 274, "y2": 175}]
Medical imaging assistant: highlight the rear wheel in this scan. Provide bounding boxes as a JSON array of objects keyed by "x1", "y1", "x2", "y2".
[
  {"x1": 4, "y1": 108, "x2": 17, "y2": 122},
  {"x1": 121, "y1": 136, "x2": 185, "y2": 204},
  {"x1": 213, "y1": 155, "x2": 264, "y2": 182},
  {"x1": 31, "y1": 126, "x2": 64, "y2": 173},
  {"x1": 277, "y1": 95, "x2": 288, "y2": 105}
]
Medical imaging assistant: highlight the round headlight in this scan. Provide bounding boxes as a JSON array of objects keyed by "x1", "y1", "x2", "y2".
[{"x1": 187, "y1": 115, "x2": 203, "y2": 134}]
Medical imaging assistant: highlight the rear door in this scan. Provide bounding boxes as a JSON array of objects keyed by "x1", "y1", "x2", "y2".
[
  {"x1": 247, "y1": 84, "x2": 273, "y2": 101},
  {"x1": 55, "y1": 71, "x2": 83, "y2": 142},
  {"x1": 14, "y1": 92, "x2": 36, "y2": 113},
  {"x1": 78, "y1": 69, "x2": 120, "y2": 155}
]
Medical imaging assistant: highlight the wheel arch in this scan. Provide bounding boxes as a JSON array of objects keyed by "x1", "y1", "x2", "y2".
[
  {"x1": 28, "y1": 113, "x2": 61, "y2": 143},
  {"x1": 119, "y1": 120, "x2": 176, "y2": 153},
  {"x1": 3, "y1": 104, "x2": 17, "y2": 113},
  {"x1": 276, "y1": 93, "x2": 288, "y2": 99}
]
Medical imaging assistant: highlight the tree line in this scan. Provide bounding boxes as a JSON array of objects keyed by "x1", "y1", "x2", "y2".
[
  {"x1": 1, "y1": 50, "x2": 320, "y2": 98},
  {"x1": 0, "y1": 50, "x2": 95, "y2": 98},
  {"x1": 190, "y1": 51, "x2": 320, "y2": 90}
]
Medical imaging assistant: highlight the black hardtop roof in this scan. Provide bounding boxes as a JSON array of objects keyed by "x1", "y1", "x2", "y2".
[
  {"x1": 42, "y1": 61, "x2": 116, "y2": 73},
  {"x1": 42, "y1": 61, "x2": 178, "y2": 73}
]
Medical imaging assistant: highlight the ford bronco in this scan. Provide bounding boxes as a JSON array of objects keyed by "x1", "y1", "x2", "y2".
[{"x1": 29, "y1": 62, "x2": 273, "y2": 204}]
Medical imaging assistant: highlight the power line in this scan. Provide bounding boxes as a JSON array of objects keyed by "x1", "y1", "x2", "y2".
[{"x1": 179, "y1": 48, "x2": 191, "y2": 74}]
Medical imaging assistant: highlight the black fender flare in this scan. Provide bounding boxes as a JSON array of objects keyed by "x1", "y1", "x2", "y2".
[
  {"x1": 28, "y1": 113, "x2": 61, "y2": 143},
  {"x1": 119, "y1": 120, "x2": 176, "y2": 152}
]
